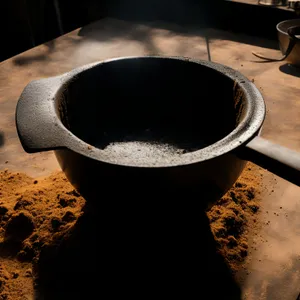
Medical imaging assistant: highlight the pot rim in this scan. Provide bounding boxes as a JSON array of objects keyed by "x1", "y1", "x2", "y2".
[
  {"x1": 276, "y1": 19, "x2": 300, "y2": 35},
  {"x1": 54, "y1": 56, "x2": 266, "y2": 168}
]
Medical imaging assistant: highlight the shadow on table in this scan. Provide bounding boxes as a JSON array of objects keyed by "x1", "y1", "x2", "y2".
[
  {"x1": 34, "y1": 186, "x2": 242, "y2": 300},
  {"x1": 77, "y1": 0, "x2": 278, "y2": 51},
  {"x1": 12, "y1": 40, "x2": 56, "y2": 66},
  {"x1": 78, "y1": 17, "x2": 278, "y2": 59},
  {"x1": 0, "y1": 131, "x2": 4, "y2": 148},
  {"x1": 279, "y1": 63, "x2": 300, "y2": 78}
]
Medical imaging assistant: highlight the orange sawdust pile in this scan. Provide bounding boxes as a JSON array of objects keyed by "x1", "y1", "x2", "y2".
[
  {"x1": 207, "y1": 163, "x2": 263, "y2": 271},
  {"x1": 0, "y1": 163, "x2": 262, "y2": 299},
  {"x1": 0, "y1": 170, "x2": 85, "y2": 299}
]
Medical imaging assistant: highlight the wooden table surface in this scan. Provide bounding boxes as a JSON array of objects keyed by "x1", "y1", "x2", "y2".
[{"x1": 0, "y1": 18, "x2": 300, "y2": 299}]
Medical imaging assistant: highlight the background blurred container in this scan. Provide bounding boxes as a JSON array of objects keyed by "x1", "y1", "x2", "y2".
[
  {"x1": 258, "y1": 0, "x2": 283, "y2": 5},
  {"x1": 277, "y1": 19, "x2": 300, "y2": 66}
]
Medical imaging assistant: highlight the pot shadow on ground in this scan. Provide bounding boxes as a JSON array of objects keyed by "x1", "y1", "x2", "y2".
[
  {"x1": 34, "y1": 186, "x2": 242, "y2": 300},
  {"x1": 279, "y1": 63, "x2": 300, "y2": 78}
]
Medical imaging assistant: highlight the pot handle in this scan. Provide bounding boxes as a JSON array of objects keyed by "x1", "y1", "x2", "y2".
[
  {"x1": 287, "y1": 25, "x2": 300, "y2": 43},
  {"x1": 16, "y1": 78, "x2": 67, "y2": 153},
  {"x1": 252, "y1": 25, "x2": 300, "y2": 62},
  {"x1": 238, "y1": 136, "x2": 300, "y2": 186},
  {"x1": 280, "y1": 25, "x2": 300, "y2": 57}
]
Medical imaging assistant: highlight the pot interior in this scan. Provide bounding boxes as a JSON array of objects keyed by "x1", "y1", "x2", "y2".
[
  {"x1": 277, "y1": 19, "x2": 300, "y2": 35},
  {"x1": 58, "y1": 58, "x2": 246, "y2": 162}
]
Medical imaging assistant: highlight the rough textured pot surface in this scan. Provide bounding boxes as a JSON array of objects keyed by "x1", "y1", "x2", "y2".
[{"x1": 16, "y1": 56, "x2": 266, "y2": 205}]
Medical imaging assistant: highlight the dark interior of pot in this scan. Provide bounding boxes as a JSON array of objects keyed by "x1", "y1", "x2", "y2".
[{"x1": 58, "y1": 58, "x2": 245, "y2": 161}]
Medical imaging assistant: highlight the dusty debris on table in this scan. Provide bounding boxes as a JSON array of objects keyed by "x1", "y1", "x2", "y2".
[
  {"x1": 207, "y1": 163, "x2": 263, "y2": 271},
  {"x1": 0, "y1": 163, "x2": 263, "y2": 298},
  {"x1": 0, "y1": 170, "x2": 85, "y2": 299}
]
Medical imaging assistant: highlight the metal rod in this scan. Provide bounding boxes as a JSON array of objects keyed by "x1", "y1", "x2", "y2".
[
  {"x1": 240, "y1": 136, "x2": 300, "y2": 187},
  {"x1": 205, "y1": 35, "x2": 211, "y2": 62}
]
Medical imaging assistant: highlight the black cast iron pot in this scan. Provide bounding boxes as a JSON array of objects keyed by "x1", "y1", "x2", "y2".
[{"x1": 16, "y1": 56, "x2": 300, "y2": 205}]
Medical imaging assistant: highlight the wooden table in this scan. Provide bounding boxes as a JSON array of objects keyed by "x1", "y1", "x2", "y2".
[{"x1": 0, "y1": 18, "x2": 300, "y2": 299}]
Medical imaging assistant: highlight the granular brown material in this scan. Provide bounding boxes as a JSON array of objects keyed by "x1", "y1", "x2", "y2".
[
  {"x1": 0, "y1": 163, "x2": 262, "y2": 299},
  {"x1": 0, "y1": 170, "x2": 85, "y2": 299},
  {"x1": 207, "y1": 163, "x2": 263, "y2": 271}
]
